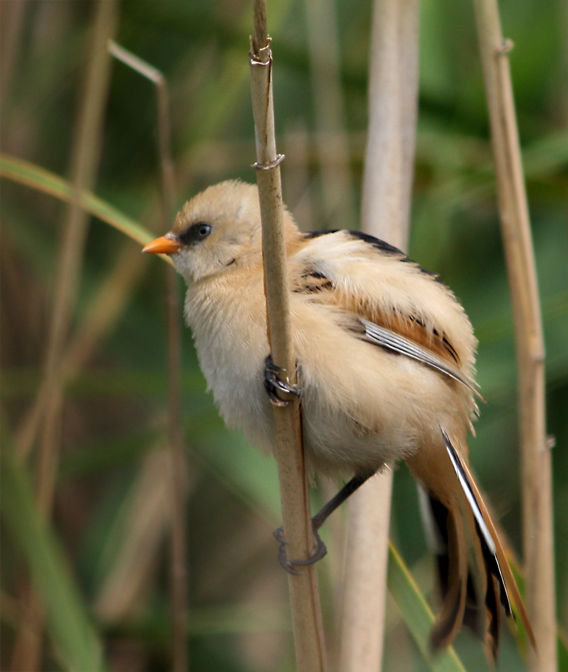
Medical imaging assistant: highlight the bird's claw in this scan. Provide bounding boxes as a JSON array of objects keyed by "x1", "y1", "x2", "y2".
[
  {"x1": 273, "y1": 524, "x2": 328, "y2": 575},
  {"x1": 264, "y1": 355, "x2": 300, "y2": 407}
]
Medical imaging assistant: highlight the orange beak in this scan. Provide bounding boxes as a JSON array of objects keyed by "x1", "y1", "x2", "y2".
[{"x1": 142, "y1": 235, "x2": 181, "y2": 255}]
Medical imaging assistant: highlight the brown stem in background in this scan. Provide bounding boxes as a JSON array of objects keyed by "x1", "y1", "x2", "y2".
[
  {"x1": 304, "y1": 0, "x2": 356, "y2": 229},
  {"x1": 472, "y1": 1, "x2": 555, "y2": 669},
  {"x1": 250, "y1": 2, "x2": 327, "y2": 670},
  {"x1": 282, "y1": 119, "x2": 313, "y2": 231},
  {"x1": 108, "y1": 40, "x2": 189, "y2": 672},
  {"x1": 339, "y1": 1, "x2": 419, "y2": 671},
  {"x1": 0, "y1": 0, "x2": 28, "y2": 114},
  {"x1": 9, "y1": 3, "x2": 119, "y2": 671}
]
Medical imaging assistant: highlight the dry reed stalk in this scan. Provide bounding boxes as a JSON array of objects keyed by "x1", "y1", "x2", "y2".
[
  {"x1": 339, "y1": 473, "x2": 393, "y2": 672},
  {"x1": 10, "y1": 3, "x2": 118, "y2": 670},
  {"x1": 360, "y1": 0, "x2": 419, "y2": 245},
  {"x1": 13, "y1": 241, "x2": 147, "y2": 473},
  {"x1": 304, "y1": 0, "x2": 356, "y2": 229},
  {"x1": 15, "y1": 4, "x2": 118, "y2": 464},
  {"x1": 472, "y1": 1, "x2": 555, "y2": 669},
  {"x1": 13, "y1": 242, "x2": 146, "y2": 461},
  {"x1": 161, "y1": 107, "x2": 189, "y2": 672},
  {"x1": 339, "y1": 1, "x2": 419, "y2": 671},
  {"x1": 283, "y1": 119, "x2": 313, "y2": 231},
  {"x1": 108, "y1": 40, "x2": 189, "y2": 672},
  {"x1": 0, "y1": 0, "x2": 28, "y2": 111},
  {"x1": 62, "y1": 243, "x2": 147, "y2": 374},
  {"x1": 93, "y1": 447, "x2": 193, "y2": 622},
  {"x1": 250, "y1": 2, "x2": 327, "y2": 670},
  {"x1": 164, "y1": 262, "x2": 189, "y2": 672}
]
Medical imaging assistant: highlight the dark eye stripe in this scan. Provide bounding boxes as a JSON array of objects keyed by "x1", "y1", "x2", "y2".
[{"x1": 178, "y1": 222, "x2": 212, "y2": 245}]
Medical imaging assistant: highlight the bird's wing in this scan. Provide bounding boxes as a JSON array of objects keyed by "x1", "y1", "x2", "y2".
[
  {"x1": 292, "y1": 230, "x2": 479, "y2": 394},
  {"x1": 358, "y1": 318, "x2": 480, "y2": 395}
]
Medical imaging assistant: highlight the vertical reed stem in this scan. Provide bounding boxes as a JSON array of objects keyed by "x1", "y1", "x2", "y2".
[
  {"x1": 250, "y1": 2, "x2": 327, "y2": 670},
  {"x1": 108, "y1": 39, "x2": 189, "y2": 672},
  {"x1": 304, "y1": 0, "x2": 356, "y2": 228},
  {"x1": 10, "y1": 4, "x2": 118, "y2": 671},
  {"x1": 339, "y1": 1, "x2": 419, "y2": 670},
  {"x1": 472, "y1": 1, "x2": 555, "y2": 669}
]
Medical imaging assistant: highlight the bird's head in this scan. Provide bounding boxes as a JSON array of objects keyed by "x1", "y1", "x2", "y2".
[{"x1": 143, "y1": 180, "x2": 268, "y2": 283}]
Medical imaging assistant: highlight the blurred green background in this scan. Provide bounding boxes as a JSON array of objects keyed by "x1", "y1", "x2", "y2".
[{"x1": 1, "y1": 0, "x2": 566, "y2": 671}]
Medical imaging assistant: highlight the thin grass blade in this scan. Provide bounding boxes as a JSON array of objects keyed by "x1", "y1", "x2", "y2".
[
  {"x1": 0, "y1": 447, "x2": 106, "y2": 672},
  {"x1": 0, "y1": 153, "x2": 155, "y2": 248}
]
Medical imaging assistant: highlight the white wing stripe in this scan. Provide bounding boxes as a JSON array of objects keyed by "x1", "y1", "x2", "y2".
[{"x1": 359, "y1": 318, "x2": 478, "y2": 394}]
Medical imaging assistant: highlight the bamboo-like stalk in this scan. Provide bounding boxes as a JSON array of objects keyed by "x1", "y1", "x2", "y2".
[
  {"x1": 10, "y1": 3, "x2": 118, "y2": 670},
  {"x1": 108, "y1": 40, "x2": 189, "y2": 672},
  {"x1": 339, "y1": 1, "x2": 419, "y2": 671},
  {"x1": 250, "y1": 3, "x2": 327, "y2": 671},
  {"x1": 472, "y1": 2, "x2": 555, "y2": 670}
]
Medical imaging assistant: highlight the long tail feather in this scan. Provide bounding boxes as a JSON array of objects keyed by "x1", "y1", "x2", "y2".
[
  {"x1": 429, "y1": 504, "x2": 469, "y2": 649},
  {"x1": 441, "y1": 428, "x2": 536, "y2": 651}
]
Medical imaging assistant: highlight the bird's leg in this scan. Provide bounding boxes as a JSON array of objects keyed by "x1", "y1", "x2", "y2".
[
  {"x1": 275, "y1": 471, "x2": 375, "y2": 574},
  {"x1": 264, "y1": 354, "x2": 300, "y2": 407}
]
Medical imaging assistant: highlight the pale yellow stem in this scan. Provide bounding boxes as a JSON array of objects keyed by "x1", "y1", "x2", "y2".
[
  {"x1": 340, "y1": 1, "x2": 420, "y2": 671},
  {"x1": 472, "y1": 0, "x2": 555, "y2": 669}
]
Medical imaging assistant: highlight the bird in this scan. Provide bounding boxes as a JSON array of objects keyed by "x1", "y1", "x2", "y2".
[{"x1": 143, "y1": 179, "x2": 534, "y2": 659}]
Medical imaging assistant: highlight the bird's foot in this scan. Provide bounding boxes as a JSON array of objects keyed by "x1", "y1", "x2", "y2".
[
  {"x1": 264, "y1": 355, "x2": 300, "y2": 407},
  {"x1": 273, "y1": 524, "x2": 327, "y2": 575}
]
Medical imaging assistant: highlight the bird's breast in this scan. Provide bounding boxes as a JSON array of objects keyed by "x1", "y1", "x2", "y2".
[{"x1": 184, "y1": 273, "x2": 275, "y2": 449}]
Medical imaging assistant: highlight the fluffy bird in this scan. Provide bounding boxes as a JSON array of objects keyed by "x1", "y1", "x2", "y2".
[{"x1": 143, "y1": 180, "x2": 533, "y2": 658}]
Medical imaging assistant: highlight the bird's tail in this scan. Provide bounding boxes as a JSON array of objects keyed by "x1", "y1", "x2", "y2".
[{"x1": 409, "y1": 429, "x2": 535, "y2": 661}]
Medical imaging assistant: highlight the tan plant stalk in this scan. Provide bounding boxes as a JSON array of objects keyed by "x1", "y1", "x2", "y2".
[
  {"x1": 94, "y1": 448, "x2": 178, "y2": 622},
  {"x1": 0, "y1": 0, "x2": 28, "y2": 112},
  {"x1": 250, "y1": 2, "x2": 327, "y2": 670},
  {"x1": 62, "y1": 242, "x2": 147, "y2": 375},
  {"x1": 283, "y1": 120, "x2": 314, "y2": 231},
  {"x1": 13, "y1": 241, "x2": 146, "y2": 463},
  {"x1": 108, "y1": 40, "x2": 189, "y2": 672},
  {"x1": 15, "y1": 6, "x2": 118, "y2": 465},
  {"x1": 360, "y1": 0, "x2": 419, "y2": 245},
  {"x1": 161, "y1": 96, "x2": 189, "y2": 672},
  {"x1": 10, "y1": 3, "x2": 118, "y2": 670},
  {"x1": 339, "y1": 1, "x2": 419, "y2": 671},
  {"x1": 472, "y1": 1, "x2": 555, "y2": 670}
]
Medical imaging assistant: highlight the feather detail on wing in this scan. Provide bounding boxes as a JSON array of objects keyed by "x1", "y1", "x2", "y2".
[
  {"x1": 358, "y1": 318, "x2": 482, "y2": 398},
  {"x1": 292, "y1": 230, "x2": 480, "y2": 398}
]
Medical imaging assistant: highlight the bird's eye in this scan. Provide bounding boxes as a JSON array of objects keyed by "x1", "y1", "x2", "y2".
[
  {"x1": 195, "y1": 223, "x2": 211, "y2": 239},
  {"x1": 179, "y1": 222, "x2": 212, "y2": 245}
]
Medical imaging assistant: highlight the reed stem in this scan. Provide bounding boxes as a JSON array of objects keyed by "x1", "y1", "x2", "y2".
[
  {"x1": 340, "y1": 1, "x2": 419, "y2": 670},
  {"x1": 250, "y1": 2, "x2": 327, "y2": 670},
  {"x1": 472, "y1": 1, "x2": 555, "y2": 668}
]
